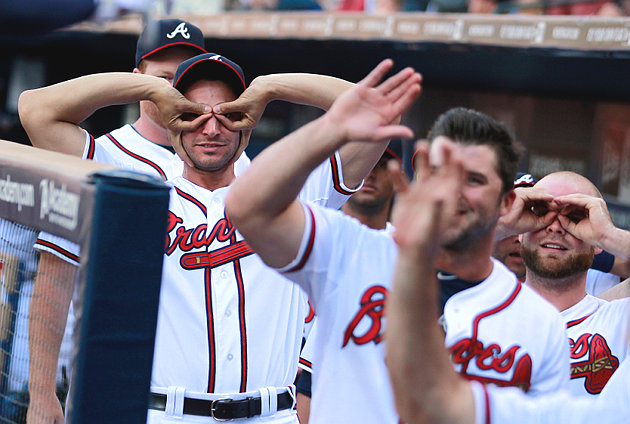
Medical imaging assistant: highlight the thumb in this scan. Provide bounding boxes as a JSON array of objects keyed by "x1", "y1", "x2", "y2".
[
  {"x1": 213, "y1": 99, "x2": 242, "y2": 115},
  {"x1": 169, "y1": 130, "x2": 194, "y2": 168}
]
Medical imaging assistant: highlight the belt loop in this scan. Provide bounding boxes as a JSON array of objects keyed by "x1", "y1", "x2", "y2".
[
  {"x1": 268, "y1": 386, "x2": 278, "y2": 414},
  {"x1": 288, "y1": 384, "x2": 297, "y2": 408},
  {"x1": 165, "y1": 386, "x2": 185, "y2": 418},
  {"x1": 258, "y1": 387, "x2": 271, "y2": 417}
]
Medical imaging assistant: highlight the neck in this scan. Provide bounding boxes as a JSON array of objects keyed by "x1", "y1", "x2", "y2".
[
  {"x1": 526, "y1": 272, "x2": 587, "y2": 312},
  {"x1": 342, "y1": 202, "x2": 390, "y2": 230},
  {"x1": 183, "y1": 164, "x2": 236, "y2": 191},
  {"x1": 133, "y1": 116, "x2": 170, "y2": 146},
  {"x1": 435, "y1": 235, "x2": 495, "y2": 281}
]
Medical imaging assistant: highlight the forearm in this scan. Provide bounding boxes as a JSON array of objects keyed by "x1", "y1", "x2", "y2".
[
  {"x1": 599, "y1": 227, "x2": 630, "y2": 262},
  {"x1": 252, "y1": 73, "x2": 354, "y2": 111},
  {"x1": 598, "y1": 278, "x2": 630, "y2": 301},
  {"x1": 387, "y1": 249, "x2": 474, "y2": 424},
  {"x1": 28, "y1": 254, "x2": 76, "y2": 400},
  {"x1": 226, "y1": 115, "x2": 343, "y2": 267},
  {"x1": 18, "y1": 72, "x2": 166, "y2": 155}
]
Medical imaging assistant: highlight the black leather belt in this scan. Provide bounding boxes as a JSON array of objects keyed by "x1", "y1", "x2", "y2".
[{"x1": 149, "y1": 391, "x2": 293, "y2": 420}]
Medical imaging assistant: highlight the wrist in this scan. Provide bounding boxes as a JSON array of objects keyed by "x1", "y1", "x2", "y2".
[{"x1": 248, "y1": 75, "x2": 279, "y2": 105}]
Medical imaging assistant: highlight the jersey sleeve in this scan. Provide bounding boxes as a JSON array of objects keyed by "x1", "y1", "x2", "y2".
[
  {"x1": 34, "y1": 231, "x2": 80, "y2": 266},
  {"x1": 476, "y1": 378, "x2": 629, "y2": 424},
  {"x1": 298, "y1": 151, "x2": 362, "y2": 210},
  {"x1": 586, "y1": 269, "x2": 621, "y2": 296},
  {"x1": 276, "y1": 202, "x2": 352, "y2": 309}
]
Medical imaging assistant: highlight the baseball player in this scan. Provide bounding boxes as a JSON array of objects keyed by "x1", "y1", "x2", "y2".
[
  {"x1": 147, "y1": 55, "x2": 419, "y2": 423},
  {"x1": 295, "y1": 142, "x2": 405, "y2": 423},
  {"x1": 226, "y1": 102, "x2": 571, "y2": 424},
  {"x1": 18, "y1": 21, "x2": 375, "y2": 424},
  {"x1": 492, "y1": 173, "x2": 623, "y2": 295},
  {"x1": 21, "y1": 52, "x2": 415, "y2": 423},
  {"x1": 385, "y1": 144, "x2": 630, "y2": 424},
  {"x1": 519, "y1": 171, "x2": 630, "y2": 397}
]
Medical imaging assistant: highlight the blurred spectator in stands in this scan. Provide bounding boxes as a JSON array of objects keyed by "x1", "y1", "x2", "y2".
[
  {"x1": 276, "y1": 0, "x2": 324, "y2": 10},
  {"x1": 336, "y1": 0, "x2": 410, "y2": 13},
  {"x1": 545, "y1": 0, "x2": 625, "y2": 16}
]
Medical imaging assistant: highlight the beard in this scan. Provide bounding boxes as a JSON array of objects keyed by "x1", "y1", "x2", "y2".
[
  {"x1": 183, "y1": 135, "x2": 240, "y2": 172},
  {"x1": 442, "y1": 212, "x2": 498, "y2": 252},
  {"x1": 521, "y1": 244, "x2": 593, "y2": 282}
]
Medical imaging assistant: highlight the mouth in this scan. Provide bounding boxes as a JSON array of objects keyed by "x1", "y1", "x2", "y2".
[{"x1": 541, "y1": 242, "x2": 567, "y2": 251}]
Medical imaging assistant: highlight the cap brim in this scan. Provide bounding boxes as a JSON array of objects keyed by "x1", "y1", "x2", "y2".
[
  {"x1": 139, "y1": 43, "x2": 207, "y2": 64},
  {"x1": 174, "y1": 58, "x2": 246, "y2": 96}
]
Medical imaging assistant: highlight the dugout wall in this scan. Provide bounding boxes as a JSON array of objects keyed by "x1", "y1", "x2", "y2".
[{"x1": 0, "y1": 140, "x2": 170, "y2": 423}]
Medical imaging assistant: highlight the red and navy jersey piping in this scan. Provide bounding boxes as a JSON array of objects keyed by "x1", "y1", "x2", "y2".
[{"x1": 104, "y1": 133, "x2": 167, "y2": 180}]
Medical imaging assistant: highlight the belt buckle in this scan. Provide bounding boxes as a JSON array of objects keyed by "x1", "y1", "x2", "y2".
[{"x1": 210, "y1": 398, "x2": 233, "y2": 421}]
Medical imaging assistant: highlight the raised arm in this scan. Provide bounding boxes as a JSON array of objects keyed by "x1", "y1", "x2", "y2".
[
  {"x1": 18, "y1": 72, "x2": 209, "y2": 156},
  {"x1": 215, "y1": 67, "x2": 422, "y2": 189},
  {"x1": 554, "y1": 193, "x2": 630, "y2": 262},
  {"x1": 27, "y1": 252, "x2": 76, "y2": 424},
  {"x1": 225, "y1": 59, "x2": 420, "y2": 269},
  {"x1": 386, "y1": 141, "x2": 475, "y2": 424}
]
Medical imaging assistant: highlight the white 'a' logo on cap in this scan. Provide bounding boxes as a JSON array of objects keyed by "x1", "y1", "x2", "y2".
[{"x1": 167, "y1": 22, "x2": 191, "y2": 39}]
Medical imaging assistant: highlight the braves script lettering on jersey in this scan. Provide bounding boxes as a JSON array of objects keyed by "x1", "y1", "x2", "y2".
[
  {"x1": 471, "y1": 357, "x2": 630, "y2": 424},
  {"x1": 562, "y1": 295, "x2": 630, "y2": 397},
  {"x1": 280, "y1": 203, "x2": 570, "y2": 424},
  {"x1": 149, "y1": 153, "x2": 355, "y2": 423},
  {"x1": 34, "y1": 125, "x2": 251, "y2": 262}
]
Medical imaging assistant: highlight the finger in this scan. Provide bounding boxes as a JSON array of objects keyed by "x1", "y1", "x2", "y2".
[
  {"x1": 372, "y1": 126, "x2": 414, "y2": 143},
  {"x1": 378, "y1": 67, "x2": 415, "y2": 95},
  {"x1": 414, "y1": 141, "x2": 431, "y2": 182},
  {"x1": 185, "y1": 101, "x2": 212, "y2": 116},
  {"x1": 387, "y1": 159, "x2": 410, "y2": 194},
  {"x1": 358, "y1": 58, "x2": 394, "y2": 88},
  {"x1": 389, "y1": 77, "x2": 422, "y2": 116},
  {"x1": 213, "y1": 113, "x2": 245, "y2": 131},
  {"x1": 169, "y1": 129, "x2": 194, "y2": 168},
  {"x1": 384, "y1": 71, "x2": 422, "y2": 102},
  {"x1": 172, "y1": 113, "x2": 211, "y2": 132},
  {"x1": 212, "y1": 98, "x2": 245, "y2": 115}
]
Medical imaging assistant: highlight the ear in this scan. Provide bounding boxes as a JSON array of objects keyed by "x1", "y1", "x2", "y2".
[
  {"x1": 594, "y1": 247, "x2": 603, "y2": 256},
  {"x1": 499, "y1": 189, "x2": 516, "y2": 218}
]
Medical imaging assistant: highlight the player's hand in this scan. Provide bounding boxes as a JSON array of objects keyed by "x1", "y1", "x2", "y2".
[
  {"x1": 553, "y1": 193, "x2": 616, "y2": 248},
  {"x1": 391, "y1": 140, "x2": 463, "y2": 257},
  {"x1": 324, "y1": 59, "x2": 421, "y2": 145},
  {"x1": 212, "y1": 79, "x2": 270, "y2": 131},
  {"x1": 495, "y1": 187, "x2": 557, "y2": 240},
  {"x1": 151, "y1": 79, "x2": 212, "y2": 133},
  {"x1": 26, "y1": 393, "x2": 65, "y2": 424}
]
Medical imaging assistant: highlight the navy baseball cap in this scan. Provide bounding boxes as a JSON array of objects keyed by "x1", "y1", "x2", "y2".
[
  {"x1": 173, "y1": 52, "x2": 247, "y2": 96},
  {"x1": 135, "y1": 19, "x2": 206, "y2": 67},
  {"x1": 383, "y1": 139, "x2": 403, "y2": 163},
  {"x1": 513, "y1": 172, "x2": 537, "y2": 188}
]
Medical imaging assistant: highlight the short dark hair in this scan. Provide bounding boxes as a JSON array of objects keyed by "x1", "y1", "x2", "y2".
[{"x1": 427, "y1": 107, "x2": 522, "y2": 195}]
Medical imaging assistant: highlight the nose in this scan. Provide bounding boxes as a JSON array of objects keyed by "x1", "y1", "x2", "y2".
[
  {"x1": 201, "y1": 114, "x2": 221, "y2": 137},
  {"x1": 546, "y1": 216, "x2": 565, "y2": 235}
]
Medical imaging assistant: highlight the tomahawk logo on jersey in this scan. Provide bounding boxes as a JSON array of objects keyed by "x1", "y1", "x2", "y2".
[{"x1": 562, "y1": 295, "x2": 630, "y2": 397}]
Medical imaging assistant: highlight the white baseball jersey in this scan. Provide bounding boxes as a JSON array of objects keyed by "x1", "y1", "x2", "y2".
[
  {"x1": 35, "y1": 125, "x2": 251, "y2": 263},
  {"x1": 150, "y1": 152, "x2": 356, "y2": 422},
  {"x1": 586, "y1": 269, "x2": 621, "y2": 296},
  {"x1": 471, "y1": 356, "x2": 630, "y2": 424},
  {"x1": 279, "y1": 203, "x2": 571, "y2": 424},
  {"x1": 562, "y1": 295, "x2": 630, "y2": 397}
]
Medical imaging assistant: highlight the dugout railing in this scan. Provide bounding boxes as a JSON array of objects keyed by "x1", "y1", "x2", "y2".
[{"x1": 0, "y1": 139, "x2": 170, "y2": 423}]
